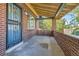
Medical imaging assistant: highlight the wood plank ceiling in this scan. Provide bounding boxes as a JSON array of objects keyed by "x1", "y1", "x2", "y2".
[
  {"x1": 30, "y1": 3, "x2": 61, "y2": 17},
  {"x1": 25, "y1": 3, "x2": 78, "y2": 19},
  {"x1": 55, "y1": 3, "x2": 78, "y2": 19}
]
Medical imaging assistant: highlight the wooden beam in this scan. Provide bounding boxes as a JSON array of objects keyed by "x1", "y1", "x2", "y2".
[
  {"x1": 67, "y1": 3, "x2": 77, "y2": 5},
  {"x1": 35, "y1": 8, "x2": 55, "y2": 14},
  {"x1": 38, "y1": 13, "x2": 54, "y2": 17},
  {"x1": 39, "y1": 3, "x2": 60, "y2": 6},
  {"x1": 36, "y1": 3, "x2": 60, "y2": 8},
  {"x1": 36, "y1": 17, "x2": 53, "y2": 20},
  {"x1": 25, "y1": 3, "x2": 38, "y2": 17},
  {"x1": 64, "y1": 8, "x2": 72, "y2": 11},
  {"x1": 55, "y1": 4, "x2": 78, "y2": 19},
  {"x1": 55, "y1": 3, "x2": 64, "y2": 17},
  {"x1": 33, "y1": 6, "x2": 56, "y2": 13},
  {"x1": 31, "y1": 4, "x2": 59, "y2": 10},
  {"x1": 64, "y1": 6, "x2": 77, "y2": 9}
]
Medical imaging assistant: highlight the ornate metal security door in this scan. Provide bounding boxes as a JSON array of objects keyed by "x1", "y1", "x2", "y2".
[{"x1": 7, "y1": 4, "x2": 22, "y2": 49}]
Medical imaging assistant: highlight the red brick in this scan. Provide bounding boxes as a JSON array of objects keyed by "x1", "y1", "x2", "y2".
[
  {"x1": 54, "y1": 32, "x2": 79, "y2": 56},
  {"x1": 0, "y1": 3, "x2": 6, "y2": 56}
]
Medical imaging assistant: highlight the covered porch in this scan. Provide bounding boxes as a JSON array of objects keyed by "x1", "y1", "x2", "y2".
[{"x1": 0, "y1": 3, "x2": 79, "y2": 56}]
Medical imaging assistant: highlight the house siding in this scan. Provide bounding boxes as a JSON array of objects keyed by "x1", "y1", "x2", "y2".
[
  {"x1": 0, "y1": 4, "x2": 6, "y2": 56},
  {"x1": 0, "y1": 3, "x2": 36, "y2": 55},
  {"x1": 21, "y1": 4, "x2": 36, "y2": 42}
]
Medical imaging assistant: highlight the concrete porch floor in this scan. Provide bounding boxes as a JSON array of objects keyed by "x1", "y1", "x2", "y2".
[{"x1": 6, "y1": 35, "x2": 64, "y2": 56}]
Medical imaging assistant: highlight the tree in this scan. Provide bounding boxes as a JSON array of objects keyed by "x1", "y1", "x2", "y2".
[
  {"x1": 56, "y1": 19, "x2": 64, "y2": 32},
  {"x1": 39, "y1": 19, "x2": 52, "y2": 31},
  {"x1": 72, "y1": 6, "x2": 79, "y2": 25}
]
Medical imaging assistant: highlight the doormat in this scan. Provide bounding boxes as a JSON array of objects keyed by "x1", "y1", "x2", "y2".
[{"x1": 40, "y1": 43, "x2": 48, "y2": 49}]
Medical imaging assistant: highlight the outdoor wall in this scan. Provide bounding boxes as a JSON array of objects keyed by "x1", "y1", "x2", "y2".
[
  {"x1": 0, "y1": 3, "x2": 36, "y2": 55},
  {"x1": 54, "y1": 31, "x2": 79, "y2": 56},
  {"x1": 19, "y1": 4, "x2": 36, "y2": 42},
  {"x1": 0, "y1": 4, "x2": 6, "y2": 56},
  {"x1": 36, "y1": 30, "x2": 51, "y2": 36},
  {"x1": 22, "y1": 10, "x2": 36, "y2": 41}
]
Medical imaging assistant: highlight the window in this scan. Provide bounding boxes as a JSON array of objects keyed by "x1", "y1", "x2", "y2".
[
  {"x1": 28, "y1": 15, "x2": 35, "y2": 30},
  {"x1": 8, "y1": 4, "x2": 21, "y2": 21}
]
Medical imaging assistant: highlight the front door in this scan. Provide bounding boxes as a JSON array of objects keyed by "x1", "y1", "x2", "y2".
[{"x1": 7, "y1": 3, "x2": 22, "y2": 49}]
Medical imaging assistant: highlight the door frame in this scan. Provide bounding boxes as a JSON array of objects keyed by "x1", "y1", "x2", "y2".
[{"x1": 6, "y1": 3, "x2": 22, "y2": 50}]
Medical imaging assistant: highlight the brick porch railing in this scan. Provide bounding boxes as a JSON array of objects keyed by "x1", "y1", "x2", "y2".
[{"x1": 54, "y1": 31, "x2": 79, "y2": 56}]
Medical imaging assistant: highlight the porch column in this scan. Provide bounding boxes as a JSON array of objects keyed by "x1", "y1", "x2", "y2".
[
  {"x1": 35, "y1": 19, "x2": 40, "y2": 35},
  {"x1": 52, "y1": 19, "x2": 56, "y2": 31},
  {"x1": 35, "y1": 19, "x2": 39, "y2": 30}
]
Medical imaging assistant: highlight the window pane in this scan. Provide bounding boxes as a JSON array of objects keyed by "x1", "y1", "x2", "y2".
[
  {"x1": 28, "y1": 15, "x2": 35, "y2": 30},
  {"x1": 8, "y1": 4, "x2": 13, "y2": 20},
  {"x1": 8, "y1": 4, "x2": 21, "y2": 22},
  {"x1": 13, "y1": 5, "x2": 21, "y2": 22}
]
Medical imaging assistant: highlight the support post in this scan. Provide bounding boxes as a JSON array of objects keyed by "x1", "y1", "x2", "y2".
[
  {"x1": 52, "y1": 19, "x2": 56, "y2": 32},
  {"x1": 35, "y1": 19, "x2": 40, "y2": 35},
  {"x1": 35, "y1": 19, "x2": 39, "y2": 30},
  {"x1": 50, "y1": 18, "x2": 56, "y2": 36}
]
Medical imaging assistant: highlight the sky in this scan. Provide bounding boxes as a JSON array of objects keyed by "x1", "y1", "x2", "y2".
[
  {"x1": 62, "y1": 13, "x2": 76, "y2": 25},
  {"x1": 62, "y1": 5, "x2": 79, "y2": 25}
]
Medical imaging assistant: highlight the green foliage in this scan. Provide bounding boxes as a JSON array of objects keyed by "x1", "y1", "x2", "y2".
[
  {"x1": 75, "y1": 17, "x2": 79, "y2": 22},
  {"x1": 72, "y1": 28, "x2": 79, "y2": 36},
  {"x1": 72, "y1": 7, "x2": 79, "y2": 14},
  {"x1": 39, "y1": 19, "x2": 52, "y2": 31},
  {"x1": 64, "y1": 24, "x2": 74, "y2": 29},
  {"x1": 64, "y1": 25, "x2": 70, "y2": 29},
  {"x1": 72, "y1": 6, "x2": 79, "y2": 23},
  {"x1": 56, "y1": 20, "x2": 64, "y2": 32}
]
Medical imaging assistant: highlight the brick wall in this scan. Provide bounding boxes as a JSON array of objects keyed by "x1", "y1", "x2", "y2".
[
  {"x1": 36, "y1": 30, "x2": 51, "y2": 36},
  {"x1": 54, "y1": 32, "x2": 79, "y2": 56},
  {"x1": 17, "y1": 4, "x2": 36, "y2": 41},
  {"x1": 20, "y1": 4, "x2": 36, "y2": 42},
  {"x1": 0, "y1": 4, "x2": 6, "y2": 56},
  {"x1": 0, "y1": 3, "x2": 36, "y2": 56}
]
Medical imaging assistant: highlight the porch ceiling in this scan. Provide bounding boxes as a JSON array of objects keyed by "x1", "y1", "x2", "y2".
[
  {"x1": 55, "y1": 3, "x2": 78, "y2": 19},
  {"x1": 25, "y1": 3, "x2": 78, "y2": 19},
  {"x1": 30, "y1": 3, "x2": 61, "y2": 17}
]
